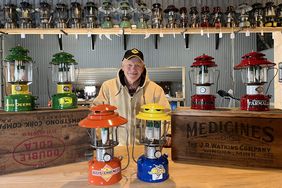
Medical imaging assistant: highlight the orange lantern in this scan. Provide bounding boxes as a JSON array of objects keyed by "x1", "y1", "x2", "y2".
[{"x1": 79, "y1": 104, "x2": 127, "y2": 185}]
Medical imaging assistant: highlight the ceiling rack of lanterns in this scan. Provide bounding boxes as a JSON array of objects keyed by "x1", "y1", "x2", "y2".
[{"x1": 1, "y1": 1, "x2": 282, "y2": 50}]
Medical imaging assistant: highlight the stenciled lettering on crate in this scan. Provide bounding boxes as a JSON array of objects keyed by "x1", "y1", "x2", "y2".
[
  {"x1": 171, "y1": 109, "x2": 282, "y2": 168},
  {"x1": 0, "y1": 108, "x2": 90, "y2": 174}
]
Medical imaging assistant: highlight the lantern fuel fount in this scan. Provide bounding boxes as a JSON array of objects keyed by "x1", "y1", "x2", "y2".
[
  {"x1": 3, "y1": 46, "x2": 36, "y2": 112},
  {"x1": 234, "y1": 52, "x2": 275, "y2": 111},
  {"x1": 50, "y1": 52, "x2": 78, "y2": 109},
  {"x1": 79, "y1": 104, "x2": 128, "y2": 185},
  {"x1": 134, "y1": 103, "x2": 171, "y2": 183},
  {"x1": 190, "y1": 54, "x2": 219, "y2": 110}
]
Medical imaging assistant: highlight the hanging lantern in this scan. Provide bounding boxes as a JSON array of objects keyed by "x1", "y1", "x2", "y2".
[
  {"x1": 234, "y1": 52, "x2": 275, "y2": 111},
  {"x1": 190, "y1": 54, "x2": 218, "y2": 110},
  {"x1": 135, "y1": 103, "x2": 170, "y2": 183},
  {"x1": 79, "y1": 104, "x2": 128, "y2": 185}
]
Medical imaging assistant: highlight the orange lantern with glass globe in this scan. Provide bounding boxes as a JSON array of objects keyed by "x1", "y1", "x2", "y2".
[{"x1": 79, "y1": 104, "x2": 128, "y2": 185}]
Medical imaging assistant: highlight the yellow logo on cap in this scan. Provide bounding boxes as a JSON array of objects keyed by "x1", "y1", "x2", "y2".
[{"x1": 131, "y1": 49, "x2": 139, "y2": 54}]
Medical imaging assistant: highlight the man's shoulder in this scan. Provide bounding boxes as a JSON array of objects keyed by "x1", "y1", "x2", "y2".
[
  {"x1": 102, "y1": 78, "x2": 119, "y2": 87},
  {"x1": 146, "y1": 80, "x2": 163, "y2": 90}
]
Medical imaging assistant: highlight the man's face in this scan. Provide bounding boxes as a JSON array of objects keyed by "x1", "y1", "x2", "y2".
[{"x1": 122, "y1": 57, "x2": 144, "y2": 84}]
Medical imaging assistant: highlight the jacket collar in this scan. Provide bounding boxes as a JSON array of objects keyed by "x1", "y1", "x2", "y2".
[{"x1": 115, "y1": 68, "x2": 149, "y2": 96}]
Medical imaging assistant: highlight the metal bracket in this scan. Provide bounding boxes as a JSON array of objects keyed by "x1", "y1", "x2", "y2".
[
  {"x1": 57, "y1": 34, "x2": 63, "y2": 51},
  {"x1": 215, "y1": 33, "x2": 220, "y2": 50},
  {"x1": 155, "y1": 34, "x2": 158, "y2": 49},
  {"x1": 123, "y1": 34, "x2": 127, "y2": 50},
  {"x1": 91, "y1": 34, "x2": 96, "y2": 50},
  {"x1": 185, "y1": 34, "x2": 189, "y2": 48}
]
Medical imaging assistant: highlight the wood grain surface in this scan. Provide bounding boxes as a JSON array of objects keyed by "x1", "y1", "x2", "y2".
[{"x1": 0, "y1": 146, "x2": 281, "y2": 188}]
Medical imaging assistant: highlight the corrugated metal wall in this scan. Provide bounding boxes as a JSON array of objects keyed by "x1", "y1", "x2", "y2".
[
  {"x1": 4, "y1": 0, "x2": 275, "y2": 107},
  {"x1": 3, "y1": 32, "x2": 256, "y2": 107}
]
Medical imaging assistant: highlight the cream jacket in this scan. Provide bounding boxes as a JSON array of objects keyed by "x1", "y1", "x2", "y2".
[{"x1": 93, "y1": 68, "x2": 170, "y2": 145}]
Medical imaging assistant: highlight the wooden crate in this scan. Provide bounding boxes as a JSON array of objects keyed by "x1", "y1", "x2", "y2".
[
  {"x1": 0, "y1": 107, "x2": 90, "y2": 174},
  {"x1": 171, "y1": 108, "x2": 282, "y2": 168}
]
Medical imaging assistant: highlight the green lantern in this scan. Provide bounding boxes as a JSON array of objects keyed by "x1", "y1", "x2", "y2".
[
  {"x1": 3, "y1": 46, "x2": 36, "y2": 112},
  {"x1": 50, "y1": 52, "x2": 78, "y2": 110}
]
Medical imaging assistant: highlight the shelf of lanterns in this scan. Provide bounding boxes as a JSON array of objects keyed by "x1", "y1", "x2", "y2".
[{"x1": 1, "y1": 27, "x2": 282, "y2": 36}]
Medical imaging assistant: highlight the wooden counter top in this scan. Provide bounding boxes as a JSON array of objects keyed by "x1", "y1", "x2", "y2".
[{"x1": 1, "y1": 146, "x2": 281, "y2": 188}]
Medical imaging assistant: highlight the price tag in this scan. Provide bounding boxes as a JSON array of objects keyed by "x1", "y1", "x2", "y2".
[
  {"x1": 207, "y1": 32, "x2": 210, "y2": 38},
  {"x1": 230, "y1": 32, "x2": 235, "y2": 39},
  {"x1": 160, "y1": 33, "x2": 164, "y2": 37},
  {"x1": 75, "y1": 34, "x2": 79, "y2": 39},
  {"x1": 260, "y1": 30, "x2": 264, "y2": 36},
  {"x1": 40, "y1": 34, "x2": 44, "y2": 39},
  {"x1": 87, "y1": 32, "x2": 91, "y2": 37},
  {"x1": 21, "y1": 33, "x2": 25, "y2": 39},
  {"x1": 201, "y1": 29, "x2": 204, "y2": 36},
  {"x1": 144, "y1": 33, "x2": 150, "y2": 39},
  {"x1": 219, "y1": 32, "x2": 223, "y2": 38},
  {"x1": 173, "y1": 33, "x2": 176, "y2": 38},
  {"x1": 245, "y1": 30, "x2": 250, "y2": 37}
]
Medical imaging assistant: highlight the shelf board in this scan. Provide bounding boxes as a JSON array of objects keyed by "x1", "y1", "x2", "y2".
[{"x1": 0, "y1": 27, "x2": 281, "y2": 35}]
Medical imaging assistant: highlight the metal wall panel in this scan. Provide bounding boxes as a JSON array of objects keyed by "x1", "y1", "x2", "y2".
[{"x1": 7, "y1": 32, "x2": 256, "y2": 107}]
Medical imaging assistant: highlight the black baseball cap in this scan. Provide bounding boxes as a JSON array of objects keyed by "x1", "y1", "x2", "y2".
[{"x1": 123, "y1": 48, "x2": 144, "y2": 62}]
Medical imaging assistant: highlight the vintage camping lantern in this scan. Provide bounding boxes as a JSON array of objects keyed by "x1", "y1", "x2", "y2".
[
  {"x1": 16, "y1": 0, "x2": 34, "y2": 28},
  {"x1": 135, "y1": 103, "x2": 170, "y2": 183},
  {"x1": 69, "y1": 1, "x2": 82, "y2": 28},
  {"x1": 79, "y1": 104, "x2": 128, "y2": 185},
  {"x1": 99, "y1": 0, "x2": 115, "y2": 28},
  {"x1": 117, "y1": 0, "x2": 133, "y2": 28},
  {"x1": 50, "y1": 52, "x2": 77, "y2": 109},
  {"x1": 84, "y1": 1, "x2": 98, "y2": 28},
  {"x1": 151, "y1": 3, "x2": 163, "y2": 28},
  {"x1": 135, "y1": 2, "x2": 151, "y2": 29},
  {"x1": 3, "y1": 2, "x2": 17, "y2": 29},
  {"x1": 190, "y1": 54, "x2": 218, "y2": 110},
  {"x1": 53, "y1": 2, "x2": 68, "y2": 28},
  {"x1": 3, "y1": 46, "x2": 36, "y2": 112},
  {"x1": 234, "y1": 52, "x2": 275, "y2": 111},
  {"x1": 35, "y1": 1, "x2": 52, "y2": 28},
  {"x1": 164, "y1": 5, "x2": 179, "y2": 28}
]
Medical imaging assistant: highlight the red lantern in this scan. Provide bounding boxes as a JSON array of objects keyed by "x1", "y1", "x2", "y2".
[
  {"x1": 234, "y1": 52, "x2": 275, "y2": 111},
  {"x1": 190, "y1": 54, "x2": 218, "y2": 110},
  {"x1": 79, "y1": 104, "x2": 127, "y2": 185}
]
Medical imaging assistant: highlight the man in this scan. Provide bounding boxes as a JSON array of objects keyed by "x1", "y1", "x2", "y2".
[{"x1": 93, "y1": 48, "x2": 170, "y2": 145}]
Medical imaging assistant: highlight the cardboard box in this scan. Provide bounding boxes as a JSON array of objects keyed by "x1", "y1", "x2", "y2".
[
  {"x1": 0, "y1": 107, "x2": 90, "y2": 174},
  {"x1": 171, "y1": 108, "x2": 282, "y2": 168}
]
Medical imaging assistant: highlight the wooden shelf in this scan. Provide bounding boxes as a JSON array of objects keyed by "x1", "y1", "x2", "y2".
[{"x1": 1, "y1": 27, "x2": 282, "y2": 35}]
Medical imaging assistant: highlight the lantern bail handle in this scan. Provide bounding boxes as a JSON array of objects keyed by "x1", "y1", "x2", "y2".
[{"x1": 265, "y1": 67, "x2": 278, "y2": 95}]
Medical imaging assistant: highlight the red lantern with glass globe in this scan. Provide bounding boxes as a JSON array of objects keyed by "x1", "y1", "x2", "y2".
[
  {"x1": 234, "y1": 52, "x2": 275, "y2": 111},
  {"x1": 79, "y1": 104, "x2": 128, "y2": 185},
  {"x1": 190, "y1": 54, "x2": 218, "y2": 110}
]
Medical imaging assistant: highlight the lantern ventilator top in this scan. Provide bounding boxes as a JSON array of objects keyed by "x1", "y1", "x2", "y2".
[
  {"x1": 136, "y1": 103, "x2": 170, "y2": 121},
  {"x1": 234, "y1": 52, "x2": 275, "y2": 69},
  {"x1": 79, "y1": 104, "x2": 128, "y2": 128},
  {"x1": 191, "y1": 54, "x2": 218, "y2": 67}
]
